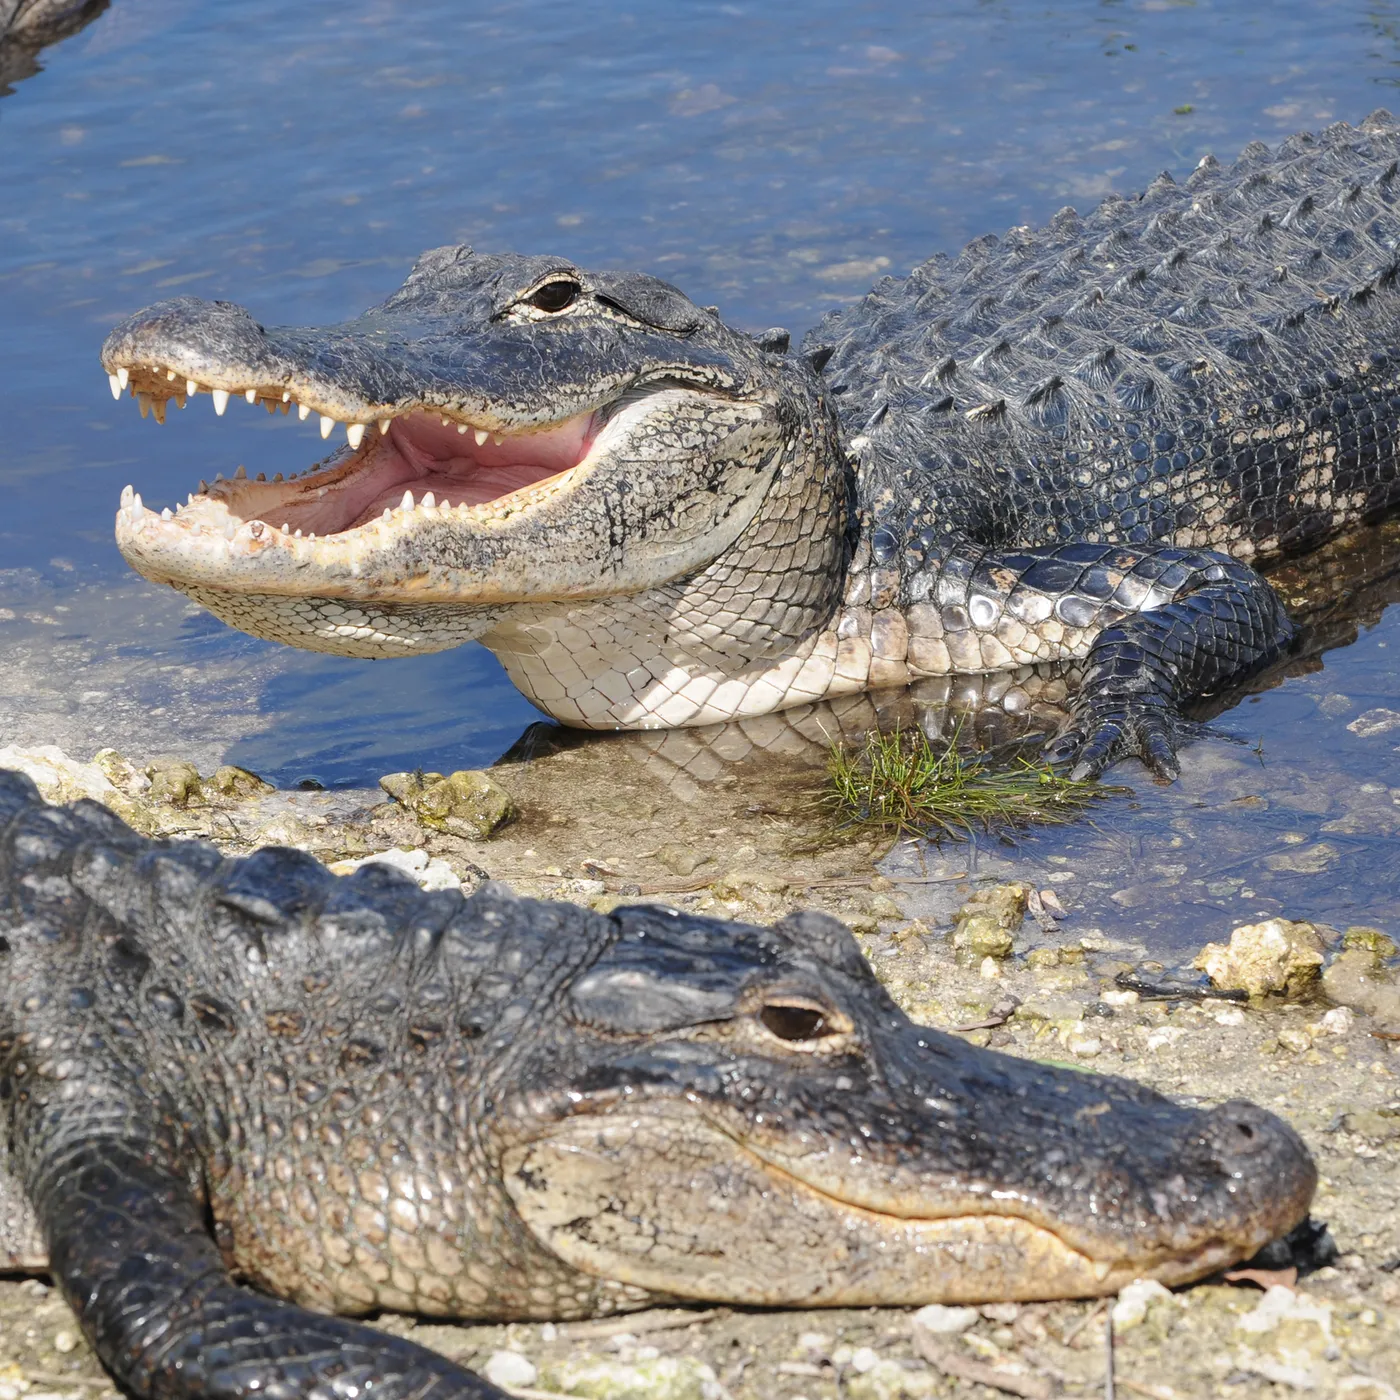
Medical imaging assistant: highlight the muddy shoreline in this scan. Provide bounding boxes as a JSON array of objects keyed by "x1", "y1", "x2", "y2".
[{"x1": 1, "y1": 732, "x2": 1397, "y2": 1399}]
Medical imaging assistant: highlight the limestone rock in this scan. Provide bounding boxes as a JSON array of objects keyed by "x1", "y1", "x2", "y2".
[
  {"x1": 210, "y1": 764, "x2": 274, "y2": 799},
  {"x1": 329, "y1": 848, "x2": 462, "y2": 892},
  {"x1": 656, "y1": 842, "x2": 710, "y2": 878},
  {"x1": 1192, "y1": 918, "x2": 1325, "y2": 999},
  {"x1": 951, "y1": 882, "x2": 1030, "y2": 962},
  {"x1": 379, "y1": 769, "x2": 516, "y2": 839},
  {"x1": 0, "y1": 743, "x2": 148, "y2": 829},
  {"x1": 92, "y1": 748, "x2": 150, "y2": 796},
  {"x1": 145, "y1": 756, "x2": 203, "y2": 808},
  {"x1": 1323, "y1": 948, "x2": 1400, "y2": 1026}
]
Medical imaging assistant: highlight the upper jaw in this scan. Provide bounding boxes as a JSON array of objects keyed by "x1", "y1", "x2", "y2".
[{"x1": 102, "y1": 292, "x2": 767, "y2": 603}]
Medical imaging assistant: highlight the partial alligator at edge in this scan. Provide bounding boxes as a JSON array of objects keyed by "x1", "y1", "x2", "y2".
[
  {"x1": 0, "y1": 771, "x2": 1314, "y2": 1400},
  {"x1": 0, "y1": 0, "x2": 107, "y2": 97},
  {"x1": 102, "y1": 112, "x2": 1400, "y2": 779}
]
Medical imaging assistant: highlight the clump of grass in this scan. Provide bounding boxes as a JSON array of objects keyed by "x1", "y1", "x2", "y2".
[{"x1": 822, "y1": 727, "x2": 1112, "y2": 840}]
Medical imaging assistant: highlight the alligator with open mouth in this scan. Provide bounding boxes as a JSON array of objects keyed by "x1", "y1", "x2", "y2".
[
  {"x1": 102, "y1": 112, "x2": 1400, "y2": 779},
  {"x1": 0, "y1": 772, "x2": 1315, "y2": 1400}
]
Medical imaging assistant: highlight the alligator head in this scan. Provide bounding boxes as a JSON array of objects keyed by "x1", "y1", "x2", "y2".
[
  {"x1": 102, "y1": 249, "x2": 851, "y2": 726},
  {"x1": 496, "y1": 905, "x2": 1314, "y2": 1305}
]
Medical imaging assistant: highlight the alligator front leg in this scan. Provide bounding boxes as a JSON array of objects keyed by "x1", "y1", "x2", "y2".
[
  {"x1": 24, "y1": 1125, "x2": 506, "y2": 1399},
  {"x1": 900, "y1": 541, "x2": 1292, "y2": 780}
]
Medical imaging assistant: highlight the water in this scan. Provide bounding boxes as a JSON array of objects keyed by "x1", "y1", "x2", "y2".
[{"x1": 0, "y1": 0, "x2": 1398, "y2": 946}]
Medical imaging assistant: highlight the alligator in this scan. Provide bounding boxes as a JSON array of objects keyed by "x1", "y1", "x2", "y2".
[
  {"x1": 0, "y1": 0, "x2": 107, "y2": 97},
  {"x1": 101, "y1": 112, "x2": 1400, "y2": 780},
  {"x1": 0, "y1": 771, "x2": 1314, "y2": 1400}
]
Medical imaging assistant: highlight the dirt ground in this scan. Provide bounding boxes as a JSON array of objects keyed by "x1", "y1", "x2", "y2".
[{"x1": 1, "y1": 729, "x2": 1398, "y2": 1400}]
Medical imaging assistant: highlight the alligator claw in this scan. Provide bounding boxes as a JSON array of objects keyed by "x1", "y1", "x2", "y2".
[{"x1": 1046, "y1": 701, "x2": 1196, "y2": 783}]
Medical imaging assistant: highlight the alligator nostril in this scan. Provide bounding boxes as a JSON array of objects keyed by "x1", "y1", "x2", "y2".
[{"x1": 1236, "y1": 1122, "x2": 1256, "y2": 1141}]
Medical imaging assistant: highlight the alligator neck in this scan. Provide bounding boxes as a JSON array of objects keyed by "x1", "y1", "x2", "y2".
[{"x1": 481, "y1": 382, "x2": 867, "y2": 728}]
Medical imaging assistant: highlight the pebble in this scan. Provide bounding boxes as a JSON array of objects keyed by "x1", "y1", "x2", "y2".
[
  {"x1": 850, "y1": 1347, "x2": 880, "y2": 1373},
  {"x1": 482, "y1": 1350, "x2": 538, "y2": 1389},
  {"x1": 1318, "y1": 1006, "x2": 1355, "y2": 1035},
  {"x1": 911, "y1": 1303, "x2": 979, "y2": 1335},
  {"x1": 52, "y1": 1330, "x2": 77, "y2": 1354},
  {"x1": 1113, "y1": 1278, "x2": 1173, "y2": 1329}
]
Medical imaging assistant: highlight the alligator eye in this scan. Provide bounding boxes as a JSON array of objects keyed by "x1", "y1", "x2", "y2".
[
  {"x1": 525, "y1": 279, "x2": 582, "y2": 314},
  {"x1": 760, "y1": 1003, "x2": 831, "y2": 1041}
]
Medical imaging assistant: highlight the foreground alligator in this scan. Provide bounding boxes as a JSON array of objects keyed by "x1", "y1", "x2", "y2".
[
  {"x1": 102, "y1": 113, "x2": 1400, "y2": 778},
  {"x1": 0, "y1": 772, "x2": 1315, "y2": 1400}
]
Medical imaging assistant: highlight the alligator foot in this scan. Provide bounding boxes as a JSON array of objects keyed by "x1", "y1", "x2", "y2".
[{"x1": 1045, "y1": 699, "x2": 1221, "y2": 782}]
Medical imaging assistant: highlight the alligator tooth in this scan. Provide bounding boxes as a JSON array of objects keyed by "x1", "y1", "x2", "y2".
[
  {"x1": 161, "y1": 507, "x2": 172, "y2": 520},
  {"x1": 186, "y1": 379, "x2": 198, "y2": 397},
  {"x1": 279, "y1": 400, "x2": 289, "y2": 414},
  {"x1": 234, "y1": 465, "x2": 247, "y2": 479},
  {"x1": 346, "y1": 423, "x2": 366, "y2": 449},
  {"x1": 138, "y1": 394, "x2": 151, "y2": 419},
  {"x1": 282, "y1": 391, "x2": 291, "y2": 402},
  {"x1": 320, "y1": 415, "x2": 335, "y2": 439},
  {"x1": 198, "y1": 480, "x2": 208, "y2": 493},
  {"x1": 273, "y1": 473, "x2": 284, "y2": 483},
  {"x1": 457, "y1": 423, "x2": 468, "y2": 434},
  {"x1": 212, "y1": 389, "x2": 230, "y2": 416},
  {"x1": 117, "y1": 367, "x2": 130, "y2": 390},
  {"x1": 378, "y1": 419, "x2": 391, "y2": 434},
  {"x1": 421, "y1": 491, "x2": 436, "y2": 508},
  {"x1": 120, "y1": 484, "x2": 134, "y2": 507},
  {"x1": 294, "y1": 529, "x2": 303, "y2": 538},
  {"x1": 167, "y1": 370, "x2": 177, "y2": 382},
  {"x1": 382, "y1": 507, "x2": 392, "y2": 521},
  {"x1": 441, "y1": 416, "x2": 451, "y2": 427},
  {"x1": 248, "y1": 522, "x2": 264, "y2": 539},
  {"x1": 474, "y1": 429, "x2": 489, "y2": 446},
  {"x1": 245, "y1": 389, "x2": 257, "y2": 404},
  {"x1": 132, "y1": 491, "x2": 143, "y2": 513},
  {"x1": 280, "y1": 521, "x2": 289, "y2": 532},
  {"x1": 255, "y1": 472, "x2": 266, "y2": 482},
  {"x1": 174, "y1": 395, "x2": 186, "y2": 409},
  {"x1": 298, "y1": 403, "x2": 311, "y2": 421},
  {"x1": 151, "y1": 399, "x2": 167, "y2": 424},
  {"x1": 308, "y1": 532, "x2": 316, "y2": 539},
  {"x1": 400, "y1": 490, "x2": 414, "y2": 511},
  {"x1": 492, "y1": 434, "x2": 503, "y2": 446},
  {"x1": 187, "y1": 493, "x2": 195, "y2": 504},
  {"x1": 108, "y1": 373, "x2": 122, "y2": 400},
  {"x1": 265, "y1": 400, "x2": 278, "y2": 413}
]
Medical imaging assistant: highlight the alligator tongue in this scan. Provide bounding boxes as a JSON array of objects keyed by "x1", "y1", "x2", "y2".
[{"x1": 278, "y1": 408, "x2": 596, "y2": 534}]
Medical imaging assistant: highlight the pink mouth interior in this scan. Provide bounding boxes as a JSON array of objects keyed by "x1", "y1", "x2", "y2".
[{"x1": 271, "y1": 409, "x2": 597, "y2": 535}]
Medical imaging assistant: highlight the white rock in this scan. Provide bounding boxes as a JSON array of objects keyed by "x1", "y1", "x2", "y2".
[
  {"x1": 1101, "y1": 988, "x2": 1139, "y2": 1007},
  {"x1": 1145, "y1": 1026, "x2": 1188, "y2": 1052},
  {"x1": 850, "y1": 1346, "x2": 880, "y2": 1373},
  {"x1": 0, "y1": 743, "x2": 119, "y2": 804},
  {"x1": 1112, "y1": 1278, "x2": 1173, "y2": 1329},
  {"x1": 1317, "y1": 1006, "x2": 1355, "y2": 1035},
  {"x1": 482, "y1": 1350, "x2": 538, "y2": 1389},
  {"x1": 1348, "y1": 707, "x2": 1400, "y2": 737},
  {"x1": 911, "y1": 1302, "x2": 979, "y2": 1335},
  {"x1": 329, "y1": 847, "x2": 462, "y2": 891},
  {"x1": 1237, "y1": 1285, "x2": 1333, "y2": 1338},
  {"x1": 1210, "y1": 1005, "x2": 1247, "y2": 1027}
]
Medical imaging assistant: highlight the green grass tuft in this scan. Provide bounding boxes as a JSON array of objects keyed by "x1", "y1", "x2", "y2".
[{"x1": 821, "y1": 727, "x2": 1114, "y2": 840}]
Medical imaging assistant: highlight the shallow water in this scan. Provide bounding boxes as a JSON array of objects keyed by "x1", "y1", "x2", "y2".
[{"x1": 0, "y1": 0, "x2": 1398, "y2": 948}]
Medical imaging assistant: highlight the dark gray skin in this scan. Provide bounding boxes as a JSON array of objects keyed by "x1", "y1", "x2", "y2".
[
  {"x1": 0, "y1": 770, "x2": 1314, "y2": 1400},
  {"x1": 0, "y1": 0, "x2": 107, "y2": 96},
  {"x1": 102, "y1": 112, "x2": 1400, "y2": 777}
]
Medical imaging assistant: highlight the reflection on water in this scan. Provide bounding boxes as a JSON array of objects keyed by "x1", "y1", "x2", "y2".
[{"x1": 0, "y1": 0, "x2": 1398, "y2": 953}]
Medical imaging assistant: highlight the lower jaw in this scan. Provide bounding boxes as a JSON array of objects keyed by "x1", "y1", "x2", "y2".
[{"x1": 177, "y1": 585, "x2": 505, "y2": 657}]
